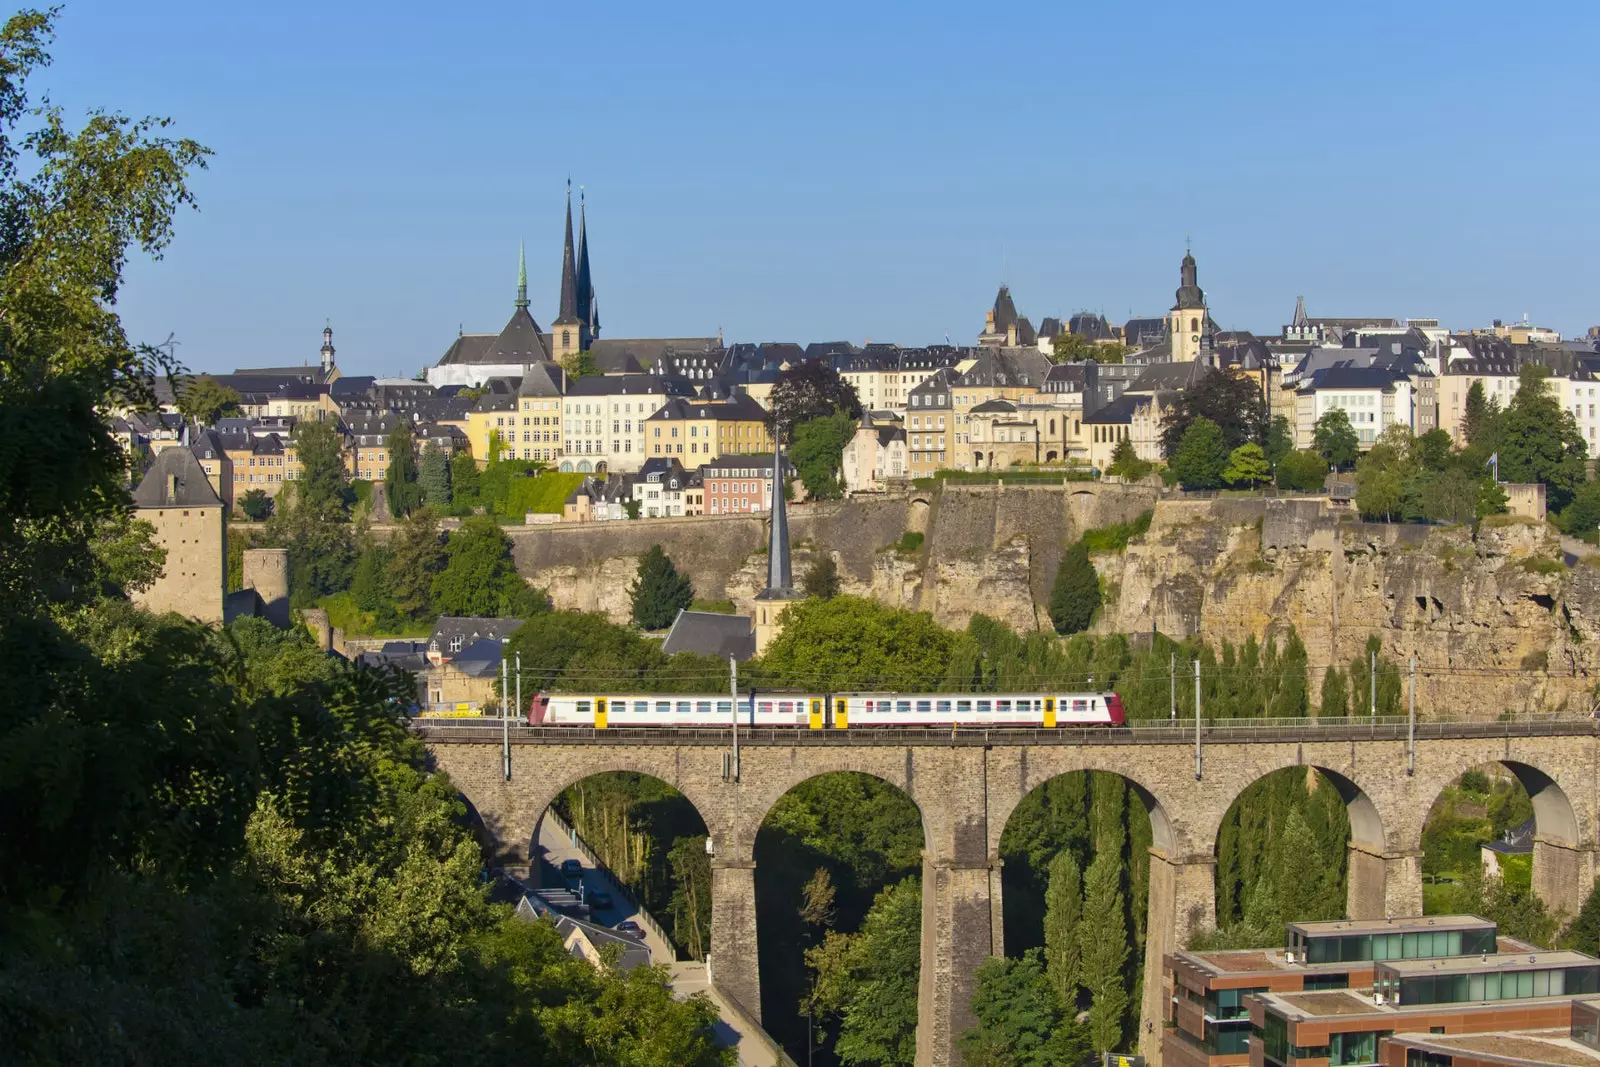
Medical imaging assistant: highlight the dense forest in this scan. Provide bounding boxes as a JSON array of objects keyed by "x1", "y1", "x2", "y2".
[{"x1": 0, "y1": 13, "x2": 730, "y2": 1062}]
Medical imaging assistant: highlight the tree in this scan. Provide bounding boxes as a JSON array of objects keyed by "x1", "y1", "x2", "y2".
[
  {"x1": 449, "y1": 451, "x2": 480, "y2": 510},
  {"x1": 1048, "y1": 541, "x2": 1099, "y2": 635},
  {"x1": 1313, "y1": 409, "x2": 1360, "y2": 470},
  {"x1": 1412, "y1": 428, "x2": 1454, "y2": 472},
  {"x1": 431, "y1": 517, "x2": 548, "y2": 618},
  {"x1": 1276, "y1": 449, "x2": 1329, "y2": 493},
  {"x1": 566, "y1": 348, "x2": 599, "y2": 380},
  {"x1": 1107, "y1": 437, "x2": 1151, "y2": 481},
  {"x1": 239, "y1": 487, "x2": 273, "y2": 521},
  {"x1": 1050, "y1": 333, "x2": 1127, "y2": 364},
  {"x1": 802, "y1": 555, "x2": 841, "y2": 600},
  {"x1": 1079, "y1": 851, "x2": 1129, "y2": 1053},
  {"x1": 1498, "y1": 365, "x2": 1588, "y2": 511},
  {"x1": 1042, "y1": 850, "x2": 1083, "y2": 1009},
  {"x1": 1355, "y1": 466, "x2": 1405, "y2": 522},
  {"x1": 960, "y1": 951, "x2": 1093, "y2": 1067},
  {"x1": 790, "y1": 410, "x2": 855, "y2": 500},
  {"x1": 1462, "y1": 380, "x2": 1499, "y2": 449},
  {"x1": 290, "y1": 419, "x2": 350, "y2": 520},
  {"x1": 1265, "y1": 415, "x2": 1294, "y2": 470},
  {"x1": 768, "y1": 359, "x2": 862, "y2": 435},
  {"x1": 1159, "y1": 369, "x2": 1266, "y2": 457},
  {"x1": 805, "y1": 878, "x2": 921, "y2": 1067},
  {"x1": 630, "y1": 544, "x2": 694, "y2": 630},
  {"x1": 383, "y1": 419, "x2": 422, "y2": 517},
  {"x1": 89, "y1": 512, "x2": 167, "y2": 598},
  {"x1": 1320, "y1": 666, "x2": 1348, "y2": 718},
  {"x1": 387, "y1": 508, "x2": 446, "y2": 620},
  {"x1": 1560, "y1": 480, "x2": 1600, "y2": 544},
  {"x1": 1563, "y1": 882, "x2": 1600, "y2": 956},
  {"x1": 419, "y1": 444, "x2": 451, "y2": 509},
  {"x1": 176, "y1": 375, "x2": 242, "y2": 425},
  {"x1": 1223, "y1": 442, "x2": 1270, "y2": 488},
  {"x1": 755, "y1": 596, "x2": 956, "y2": 692},
  {"x1": 1170, "y1": 416, "x2": 1229, "y2": 490}
]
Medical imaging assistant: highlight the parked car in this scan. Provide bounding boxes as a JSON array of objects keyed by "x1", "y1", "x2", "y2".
[
  {"x1": 615, "y1": 920, "x2": 644, "y2": 939},
  {"x1": 586, "y1": 888, "x2": 613, "y2": 910},
  {"x1": 560, "y1": 858, "x2": 583, "y2": 879}
]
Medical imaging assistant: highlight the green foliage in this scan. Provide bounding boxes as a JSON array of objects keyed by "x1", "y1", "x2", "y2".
[
  {"x1": 449, "y1": 451, "x2": 480, "y2": 509},
  {"x1": 1319, "y1": 666, "x2": 1348, "y2": 717},
  {"x1": 419, "y1": 443, "x2": 452, "y2": 509},
  {"x1": 1106, "y1": 437, "x2": 1153, "y2": 481},
  {"x1": 1051, "y1": 332, "x2": 1129, "y2": 364},
  {"x1": 768, "y1": 359, "x2": 863, "y2": 435},
  {"x1": 260, "y1": 498, "x2": 356, "y2": 607},
  {"x1": 1499, "y1": 365, "x2": 1588, "y2": 511},
  {"x1": 631, "y1": 543, "x2": 694, "y2": 630},
  {"x1": 431, "y1": 517, "x2": 549, "y2": 619},
  {"x1": 1462, "y1": 380, "x2": 1498, "y2": 450},
  {"x1": 1266, "y1": 415, "x2": 1294, "y2": 470},
  {"x1": 960, "y1": 951, "x2": 1093, "y2": 1067},
  {"x1": 1563, "y1": 881, "x2": 1600, "y2": 955},
  {"x1": 1043, "y1": 850, "x2": 1083, "y2": 1009},
  {"x1": 1170, "y1": 416, "x2": 1229, "y2": 489},
  {"x1": 90, "y1": 512, "x2": 167, "y2": 598},
  {"x1": 1314, "y1": 408, "x2": 1360, "y2": 470},
  {"x1": 495, "y1": 470, "x2": 584, "y2": 519},
  {"x1": 754, "y1": 596, "x2": 956, "y2": 691},
  {"x1": 790, "y1": 409, "x2": 855, "y2": 500},
  {"x1": 1080, "y1": 851, "x2": 1129, "y2": 1053},
  {"x1": 175, "y1": 375, "x2": 241, "y2": 424},
  {"x1": 1159, "y1": 370, "x2": 1266, "y2": 458},
  {"x1": 383, "y1": 419, "x2": 423, "y2": 517},
  {"x1": 688, "y1": 598, "x2": 737, "y2": 614},
  {"x1": 1048, "y1": 541, "x2": 1099, "y2": 635},
  {"x1": 387, "y1": 508, "x2": 446, "y2": 620},
  {"x1": 238, "y1": 486, "x2": 273, "y2": 520},
  {"x1": 888, "y1": 530, "x2": 924, "y2": 555},
  {"x1": 805, "y1": 878, "x2": 922, "y2": 1067},
  {"x1": 501, "y1": 611, "x2": 726, "y2": 695},
  {"x1": 1223, "y1": 442, "x2": 1270, "y2": 488},
  {"x1": 1079, "y1": 509, "x2": 1153, "y2": 554},
  {"x1": 1433, "y1": 863, "x2": 1558, "y2": 947},
  {"x1": 1559, "y1": 479, "x2": 1600, "y2": 543},
  {"x1": 802, "y1": 555, "x2": 842, "y2": 599},
  {"x1": 290, "y1": 419, "x2": 351, "y2": 520}
]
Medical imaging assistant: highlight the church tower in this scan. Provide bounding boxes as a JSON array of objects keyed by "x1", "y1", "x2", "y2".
[
  {"x1": 753, "y1": 442, "x2": 802, "y2": 654},
  {"x1": 319, "y1": 322, "x2": 336, "y2": 378},
  {"x1": 576, "y1": 190, "x2": 599, "y2": 339},
  {"x1": 553, "y1": 185, "x2": 589, "y2": 358},
  {"x1": 1168, "y1": 247, "x2": 1207, "y2": 362}
]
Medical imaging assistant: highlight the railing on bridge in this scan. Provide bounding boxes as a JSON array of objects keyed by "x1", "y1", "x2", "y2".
[{"x1": 415, "y1": 712, "x2": 1596, "y2": 747}]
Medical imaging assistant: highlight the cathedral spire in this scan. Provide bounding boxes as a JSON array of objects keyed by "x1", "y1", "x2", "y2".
[
  {"x1": 576, "y1": 188, "x2": 596, "y2": 335},
  {"x1": 555, "y1": 183, "x2": 580, "y2": 325},
  {"x1": 765, "y1": 439, "x2": 792, "y2": 594},
  {"x1": 515, "y1": 240, "x2": 529, "y2": 310}
]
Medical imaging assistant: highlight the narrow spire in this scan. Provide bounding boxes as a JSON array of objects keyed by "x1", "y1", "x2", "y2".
[
  {"x1": 576, "y1": 187, "x2": 595, "y2": 334},
  {"x1": 1291, "y1": 294, "x2": 1309, "y2": 328},
  {"x1": 766, "y1": 440, "x2": 792, "y2": 594},
  {"x1": 555, "y1": 186, "x2": 580, "y2": 325},
  {"x1": 515, "y1": 240, "x2": 529, "y2": 309}
]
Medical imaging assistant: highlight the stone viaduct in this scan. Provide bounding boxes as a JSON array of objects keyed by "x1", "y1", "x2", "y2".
[{"x1": 424, "y1": 722, "x2": 1600, "y2": 1067}]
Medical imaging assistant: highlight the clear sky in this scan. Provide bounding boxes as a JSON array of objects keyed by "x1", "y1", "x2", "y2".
[{"x1": 45, "y1": 0, "x2": 1600, "y2": 376}]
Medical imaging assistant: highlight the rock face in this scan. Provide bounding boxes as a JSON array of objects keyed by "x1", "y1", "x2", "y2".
[
  {"x1": 495, "y1": 485, "x2": 1598, "y2": 719},
  {"x1": 1098, "y1": 499, "x2": 1600, "y2": 718}
]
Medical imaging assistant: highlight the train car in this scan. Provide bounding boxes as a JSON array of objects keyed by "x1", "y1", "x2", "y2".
[{"x1": 529, "y1": 690, "x2": 1123, "y2": 729}]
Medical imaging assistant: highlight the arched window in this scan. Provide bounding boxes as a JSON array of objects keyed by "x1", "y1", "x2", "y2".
[{"x1": 1189, "y1": 317, "x2": 1198, "y2": 333}]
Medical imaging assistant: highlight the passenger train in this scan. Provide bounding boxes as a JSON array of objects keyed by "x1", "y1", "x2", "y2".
[{"x1": 525, "y1": 690, "x2": 1126, "y2": 729}]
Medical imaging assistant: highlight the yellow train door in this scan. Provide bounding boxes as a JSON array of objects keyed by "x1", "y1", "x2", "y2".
[
  {"x1": 835, "y1": 698, "x2": 848, "y2": 729},
  {"x1": 809, "y1": 698, "x2": 823, "y2": 730},
  {"x1": 1043, "y1": 696, "x2": 1056, "y2": 728},
  {"x1": 595, "y1": 697, "x2": 608, "y2": 729}
]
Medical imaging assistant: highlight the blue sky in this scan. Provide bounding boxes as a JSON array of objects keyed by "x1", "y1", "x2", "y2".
[{"x1": 45, "y1": 1, "x2": 1600, "y2": 376}]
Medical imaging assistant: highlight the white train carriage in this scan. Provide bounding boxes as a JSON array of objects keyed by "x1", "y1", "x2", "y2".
[{"x1": 529, "y1": 690, "x2": 1124, "y2": 729}]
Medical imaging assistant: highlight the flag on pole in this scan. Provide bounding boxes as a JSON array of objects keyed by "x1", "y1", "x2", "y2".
[{"x1": 1486, "y1": 452, "x2": 1499, "y2": 483}]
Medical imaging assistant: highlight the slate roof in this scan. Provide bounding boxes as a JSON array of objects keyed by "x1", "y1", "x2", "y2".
[
  {"x1": 662, "y1": 610, "x2": 757, "y2": 661},
  {"x1": 700, "y1": 452, "x2": 791, "y2": 477},
  {"x1": 988, "y1": 285, "x2": 1021, "y2": 334},
  {"x1": 1037, "y1": 317, "x2": 1064, "y2": 340},
  {"x1": 1129, "y1": 360, "x2": 1209, "y2": 393},
  {"x1": 437, "y1": 333, "x2": 499, "y2": 366},
  {"x1": 1123, "y1": 317, "x2": 1169, "y2": 348},
  {"x1": 132, "y1": 441, "x2": 224, "y2": 508},
  {"x1": 585, "y1": 338, "x2": 718, "y2": 371},
  {"x1": 646, "y1": 393, "x2": 768, "y2": 423},
  {"x1": 1080, "y1": 393, "x2": 1146, "y2": 425},
  {"x1": 1302, "y1": 365, "x2": 1400, "y2": 392},
  {"x1": 517, "y1": 362, "x2": 566, "y2": 398},
  {"x1": 970, "y1": 398, "x2": 1018, "y2": 414},
  {"x1": 565, "y1": 373, "x2": 692, "y2": 399},
  {"x1": 427, "y1": 616, "x2": 524, "y2": 656},
  {"x1": 958, "y1": 347, "x2": 1051, "y2": 388},
  {"x1": 1484, "y1": 816, "x2": 1535, "y2": 856},
  {"x1": 1069, "y1": 312, "x2": 1114, "y2": 342},
  {"x1": 451, "y1": 636, "x2": 509, "y2": 679}
]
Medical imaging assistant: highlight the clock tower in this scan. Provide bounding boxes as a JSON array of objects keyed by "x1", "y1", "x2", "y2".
[{"x1": 1169, "y1": 247, "x2": 1207, "y2": 362}]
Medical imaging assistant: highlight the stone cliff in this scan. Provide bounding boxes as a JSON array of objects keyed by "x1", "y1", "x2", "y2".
[{"x1": 500, "y1": 486, "x2": 1599, "y2": 718}]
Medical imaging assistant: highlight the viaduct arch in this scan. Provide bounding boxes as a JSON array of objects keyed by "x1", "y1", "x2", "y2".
[{"x1": 424, "y1": 724, "x2": 1600, "y2": 1067}]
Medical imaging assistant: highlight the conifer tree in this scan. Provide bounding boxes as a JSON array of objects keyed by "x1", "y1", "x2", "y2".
[
  {"x1": 1048, "y1": 542, "x2": 1099, "y2": 635},
  {"x1": 419, "y1": 444, "x2": 452, "y2": 509},
  {"x1": 630, "y1": 544, "x2": 694, "y2": 630},
  {"x1": 384, "y1": 420, "x2": 423, "y2": 517},
  {"x1": 1320, "y1": 666, "x2": 1348, "y2": 718},
  {"x1": 1080, "y1": 851, "x2": 1129, "y2": 1053},
  {"x1": 1042, "y1": 851, "x2": 1083, "y2": 1010}
]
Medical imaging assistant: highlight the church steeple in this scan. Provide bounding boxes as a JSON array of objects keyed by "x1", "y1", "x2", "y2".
[
  {"x1": 515, "y1": 240, "x2": 529, "y2": 310},
  {"x1": 555, "y1": 184, "x2": 580, "y2": 326},
  {"x1": 765, "y1": 441, "x2": 792, "y2": 594},
  {"x1": 320, "y1": 321, "x2": 336, "y2": 376},
  {"x1": 576, "y1": 189, "x2": 597, "y2": 337}
]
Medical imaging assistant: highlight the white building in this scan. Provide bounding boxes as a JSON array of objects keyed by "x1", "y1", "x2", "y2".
[{"x1": 559, "y1": 374, "x2": 692, "y2": 475}]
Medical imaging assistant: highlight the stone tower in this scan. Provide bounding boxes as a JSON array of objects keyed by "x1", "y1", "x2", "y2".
[
  {"x1": 1168, "y1": 247, "x2": 1207, "y2": 362},
  {"x1": 130, "y1": 440, "x2": 226, "y2": 624},
  {"x1": 320, "y1": 322, "x2": 336, "y2": 377},
  {"x1": 552, "y1": 184, "x2": 589, "y2": 360},
  {"x1": 753, "y1": 442, "x2": 803, "y2": 654},
  {"x1": 242, "y1": 547, "x2": 290, "y2": 628}
]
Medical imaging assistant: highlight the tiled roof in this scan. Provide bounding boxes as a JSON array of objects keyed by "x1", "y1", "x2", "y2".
[{"x1": 132, "y1": 442, "x2": 224, "y2": 508}]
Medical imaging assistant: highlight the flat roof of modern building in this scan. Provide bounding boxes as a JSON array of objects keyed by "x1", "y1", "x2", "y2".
[
  {"x1": 1380, "y1": 950, "x2": 1596, "y2": 977},
  {"x1": 1288, "y1": 914, "x2": 1492, "y2": 937},
  {"x1": 1260, "y1": 979, "x2": 1598, "y2": 1021},
  {"x1": 1386, "y1": 1031, "x2": 1600, "y2": 1067}
]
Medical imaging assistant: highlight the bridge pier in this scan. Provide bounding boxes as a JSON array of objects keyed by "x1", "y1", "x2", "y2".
[
  {"x1": 1346, "y1": 843, "x2": 1422, "y2": 920},
  {"x1": 1140, "y1": 851, "x2": 1215, "y2": 1067},
  {"x1": 709, "y1": 859, "x2": 762, "y2": 1023},
  {"x1": 1532, "y1": 836, "x2": 1592, "y2": 921},
  {"x1": 915, "y1": 855, "x2": 997, "y2": 1067}
]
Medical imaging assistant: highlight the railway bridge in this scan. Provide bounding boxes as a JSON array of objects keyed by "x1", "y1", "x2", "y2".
[{"x1": 420, "y1": 718, "x2": 1600, "y2": 1067}]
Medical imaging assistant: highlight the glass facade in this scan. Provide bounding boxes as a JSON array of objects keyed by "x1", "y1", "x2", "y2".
[
  {"x1": 1381, "y1": 963, "x2": 1600, "y2": 1005},
  {"x1": 1297, "y1": 927, "x2": 1496, "y2": 964},
  {"x1": 1206, "y1": 986, "x2": 1264, "y2": 1020},
  {"x1": 1405, "y1": 1051, "x2": 1453, "y2": 1067}
]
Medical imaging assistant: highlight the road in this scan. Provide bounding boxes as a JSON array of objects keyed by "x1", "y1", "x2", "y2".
[{"x1": 533, "y1": 817, "x2": 786, "y2": 1067}]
